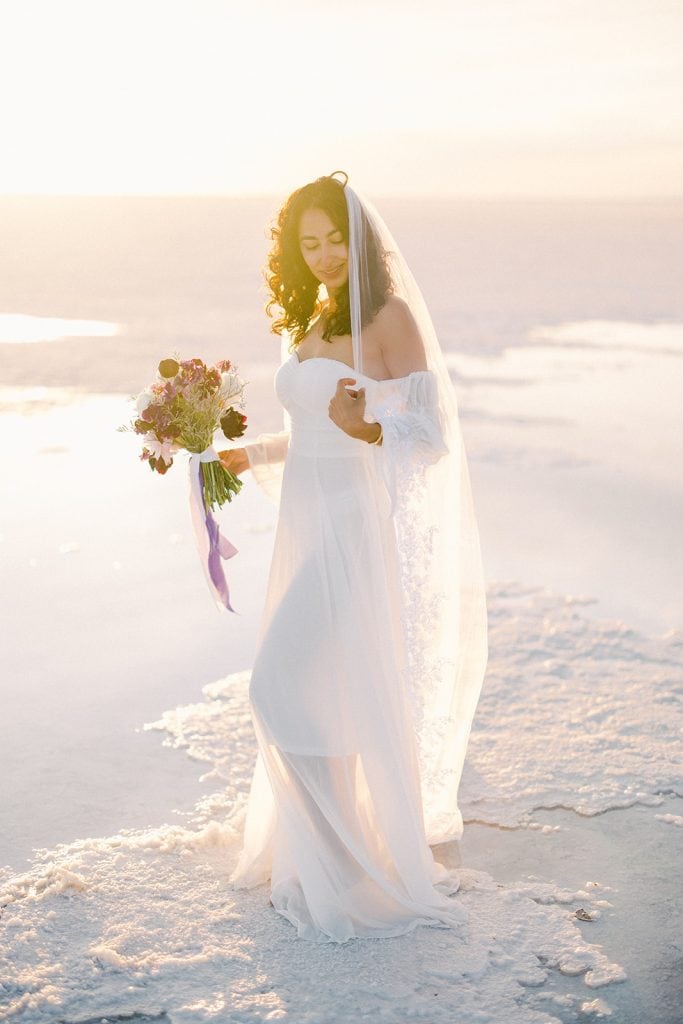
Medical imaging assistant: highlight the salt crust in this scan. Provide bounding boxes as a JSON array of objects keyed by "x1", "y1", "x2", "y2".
[{"x1": 2, "y1": 582, "x2": 680, "y2": 1022}]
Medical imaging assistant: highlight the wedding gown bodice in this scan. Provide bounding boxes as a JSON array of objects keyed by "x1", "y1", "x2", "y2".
[{"x1": 275, "y1": 354, "x2": 377, "y2": 459}]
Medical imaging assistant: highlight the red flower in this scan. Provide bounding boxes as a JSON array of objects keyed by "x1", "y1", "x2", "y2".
[
  {"x1": 220, "y1": 408, "x2": 247, "y2": 439},
  {"x1": 149, "y1": 455, "x2": 172, "y2": 474}
]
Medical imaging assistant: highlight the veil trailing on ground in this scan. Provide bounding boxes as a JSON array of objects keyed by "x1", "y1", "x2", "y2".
[{"x1": 339, "y1": 174, "x2": 488, "y2": 843}]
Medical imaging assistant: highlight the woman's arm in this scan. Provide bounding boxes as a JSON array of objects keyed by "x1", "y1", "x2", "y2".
[
  {"x1": 327, "y1": 297, "x2": 430, "y2": 443},
  {"x1": 218, "y1": 447, "x2": 249, "y2": 475},
  {"x1": 242, "y1": 429, "x2": 290, "y2": 468},
  {"x1": 218, "y1": 429, "x2": 290, "y2": 476},
  {"x1": 218, "y1": 429, "x2": 290, "y2": 505}
]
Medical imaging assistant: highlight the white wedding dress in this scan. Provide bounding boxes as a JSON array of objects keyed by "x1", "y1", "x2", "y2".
[{"x1": 228, "y1": 349, "x2": 473, "y2": 942}]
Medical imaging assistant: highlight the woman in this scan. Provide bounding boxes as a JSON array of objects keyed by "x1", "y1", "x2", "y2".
[{"x1": 218, "y1": 171, "x2": 488, "y2": 943}]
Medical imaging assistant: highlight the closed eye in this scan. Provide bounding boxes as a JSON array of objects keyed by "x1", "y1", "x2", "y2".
[{"x1": 302, "y1": 234, "x2": 344, "y2": 251}]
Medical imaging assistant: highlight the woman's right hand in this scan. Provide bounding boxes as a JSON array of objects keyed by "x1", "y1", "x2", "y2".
[{"x1": 218, "y1": 447, "x2": 250, "y2": 476}]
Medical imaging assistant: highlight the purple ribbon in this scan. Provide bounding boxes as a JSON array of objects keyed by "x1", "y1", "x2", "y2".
[{"x1": 188, "y1": 449, "x2": 238, "y2": 613}]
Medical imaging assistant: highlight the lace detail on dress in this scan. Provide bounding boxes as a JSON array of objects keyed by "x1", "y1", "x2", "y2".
[
  {"x1": 365, "y1": 371, "x2": 447, "y2": 517},
  {"x1": 391, "y1": 448, "x2": 459, "y2": 805},
  {"x1": 364, "y1": 372, "x2": 458, "y2": 812}
]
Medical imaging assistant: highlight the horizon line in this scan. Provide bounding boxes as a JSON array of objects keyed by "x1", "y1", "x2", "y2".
[{"x1": 1, "y1": 192, "x2": 682, "y2": 203}]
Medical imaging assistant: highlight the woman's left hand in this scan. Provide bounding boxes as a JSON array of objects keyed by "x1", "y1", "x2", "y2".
[{"x1": 328, "y1": 378, "x2": 379, "y2": 442}]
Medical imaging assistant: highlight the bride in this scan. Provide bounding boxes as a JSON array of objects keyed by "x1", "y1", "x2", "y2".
[{"x1": 218, "y1": 171, "x2": 488, "y2": 943}]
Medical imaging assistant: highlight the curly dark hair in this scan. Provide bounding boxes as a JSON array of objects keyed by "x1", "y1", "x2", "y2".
[{"x1": 264, "y1": 171, "x2": 393, "y2": 347}]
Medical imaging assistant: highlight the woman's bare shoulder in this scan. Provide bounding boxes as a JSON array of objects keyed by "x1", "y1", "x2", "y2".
[
  {"x1": 373, "y1": 294, "x2": 413, "y2": 325},
  {"x1": 371, "y1": 295, "x2": 421, "y2": 344},
  {"x1": 367, "y1": 296, "x2": 427, "y2": 376},
  {"x1": 365, "y1": 295, "x2": 415, "y2": 343}
]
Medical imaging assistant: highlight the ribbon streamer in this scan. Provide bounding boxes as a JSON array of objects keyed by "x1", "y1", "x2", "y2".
[{"x1": 188, "y1": 445, "x2": 238, "y2": 612}]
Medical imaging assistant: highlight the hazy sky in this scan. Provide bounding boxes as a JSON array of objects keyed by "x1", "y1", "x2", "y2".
[{"x1": 2, "y1": 0, "x2": 681, "y2": 196}]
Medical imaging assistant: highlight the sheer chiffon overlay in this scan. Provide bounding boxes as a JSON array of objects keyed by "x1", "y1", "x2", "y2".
[{"x1": 227, "y1": 347, "x2": 485, "y2": 942}]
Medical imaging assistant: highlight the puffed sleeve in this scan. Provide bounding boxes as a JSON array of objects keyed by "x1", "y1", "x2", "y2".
[
  {"x1": 242, "y1": 429, "x2": 290, "y2": 504},
  {"x1": 363, "y1": 370, "x2": 449, "y2": 517}
]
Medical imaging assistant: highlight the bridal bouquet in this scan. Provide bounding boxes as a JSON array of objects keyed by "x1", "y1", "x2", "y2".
[
  {"x1": 121, "y1": 355, "x2": 248, "y2": 509},
  {"x1": 119, "y1": 355, "x2": 248, "y2": 613}
]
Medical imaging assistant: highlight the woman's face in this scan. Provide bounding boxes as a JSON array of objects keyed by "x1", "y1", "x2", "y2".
[{"x1": 298, "y1": 207, "x2": 349, "y2": 291}]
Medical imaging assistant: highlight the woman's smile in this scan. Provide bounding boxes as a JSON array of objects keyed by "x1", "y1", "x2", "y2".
[{"x1": 320, "y1": 264, "x2": 345, "y2": 279}]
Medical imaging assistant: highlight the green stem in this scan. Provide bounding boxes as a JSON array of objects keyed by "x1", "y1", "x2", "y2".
[{"x1": 201, "y1": 461, "x2": 243, "y2": 511}]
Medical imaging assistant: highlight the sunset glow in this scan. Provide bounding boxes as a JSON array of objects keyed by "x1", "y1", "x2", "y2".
[{"x1": 1, "y1": 0, "x2": 681, "y2": 196}]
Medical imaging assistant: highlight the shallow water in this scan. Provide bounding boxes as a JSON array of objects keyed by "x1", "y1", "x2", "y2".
[
  {"x1": 2, "y1": 614, "x2": 680, "y2": 1020},
  {"x1": 461, "y1": 800, "x2": 683, "y2": 1024},
  {"x1": 1, "y1": 197, "x2": 681, "y2": 1020}
]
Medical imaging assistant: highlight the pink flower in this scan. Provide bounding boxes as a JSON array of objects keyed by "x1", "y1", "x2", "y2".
[{"x1": 142, "y1": 433, "x2": 178, "y2": 463}]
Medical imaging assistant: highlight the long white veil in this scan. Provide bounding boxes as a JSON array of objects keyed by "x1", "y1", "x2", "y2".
[{"x1": 343, "y1": 177, "x2": 489, "y2": 843}]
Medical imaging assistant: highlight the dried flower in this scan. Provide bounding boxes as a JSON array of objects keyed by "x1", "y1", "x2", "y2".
[
  {"x1": 220, "y1": 408, "x2": 248, "y2": 440},
  {"x1": 159, "y1": 358, "x2": 180, "y2": 378},
  {"x1": 120, "y1": 354, "x2": 247, "y2": 500}
]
